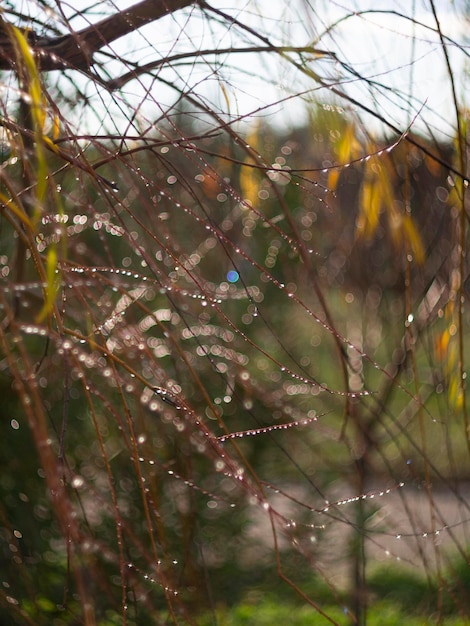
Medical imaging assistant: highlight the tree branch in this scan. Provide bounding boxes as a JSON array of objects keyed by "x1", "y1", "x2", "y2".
[
  {"x1": 0, "y1": 0, "x2": 195, "y2": 71},
  {"x1": 106, "y1": 45, "x2": 336, "y2": 90}
]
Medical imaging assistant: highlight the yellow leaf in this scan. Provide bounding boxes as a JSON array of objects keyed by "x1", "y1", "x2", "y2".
[
  {"x1": 41, "y1": 135, "x2": 60, "y2": 155},
  {"x1": 329, "y1": 124, "x2": 361, "y2": 192},
  {"x1": 447, "y1": 177, "x2": 463, "y2": 207},
  {"x1": 0, "y1": 191, "x2": 34, "y2": 231},
  {"x1": 52, "y1": 113, "x2": 61, "y2": 140},
  {"x1": 9, "y1": 26, "x2": 49, "y2": 223},
  {"x1": 36, "y1": 246, "x2": 60, "y2": 322},
  {"x1": 357, "y1": 176, "x2": 380, "y2": 239},
  {"x1": 336, "y1": 124, "x2": 356, "y2": 164},
  {"x1": 239, "y1": 165, "x2": 259, "y2": 207},
  {"x1": 10, "y1": 27, "x2": 45, "y2": 133},
  {"x1": 327, "y1": 168, "x2": 340, "y2": 191},
  {"x1": 402, "y1": 214, "x2": 425, "y2": 264},
  {"x1": 435, "y1": 329, "x2": 450, "y2": 361},
  {"x1": 449, "y1": 377, "x2": 464, "y2": 411}
]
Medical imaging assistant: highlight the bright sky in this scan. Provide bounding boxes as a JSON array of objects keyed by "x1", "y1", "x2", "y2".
[
  {"x1": 114, "y1": 0, "x2": 469, "y2": 139},
  {"x1": 5, "y1": 1, "x2": 469, "y2": 139}
]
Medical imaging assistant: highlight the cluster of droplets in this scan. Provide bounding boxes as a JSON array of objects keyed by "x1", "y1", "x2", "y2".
[
  {"x1": 217, "y1": 414, "x2": 319, "y2": 443},
  {"x1": 67, "y1": 265, "x2": 225, "y2": 306},
  {"x1": 126, "y1": 562, "x2": 179, "y2": 597},
  {"x1": 56, "y1": 172, "x2": 396, "y2": 410},
  {"x1": 317, "y1": 483, "x2": 406, "y2": 514},
  {"x1": 136, "y1": 454, "x2": 236, "y2": 508},
  {"x1": 150, "y1": 386, "x2": 182, "y2": 409},
  {"x1": 392, "y1": 520, "x2": 467, "y2": 542}
]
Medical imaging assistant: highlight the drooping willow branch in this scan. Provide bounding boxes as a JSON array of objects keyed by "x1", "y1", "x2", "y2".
[
  {"x1": 199, "y1": 1, "x2": 470, "y2": 185},
  {"x1": 0, "y1": 0, "x2": 467, "y2": 186},
  {"x1": 105, "y1": 44, "x2": 336, "y2": 91}
]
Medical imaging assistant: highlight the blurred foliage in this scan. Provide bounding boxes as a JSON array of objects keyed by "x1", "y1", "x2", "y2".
[
  {"x1": 1, "y1": 2, "x2": 470, "y2": 625},
  {"x1": 1, "y1": 104, "x2": 469, "y2": 622}
]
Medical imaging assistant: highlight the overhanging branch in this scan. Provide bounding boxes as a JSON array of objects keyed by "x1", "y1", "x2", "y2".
[{"x1": 0, "y1": 0, "x2": 194, "y2": 71}]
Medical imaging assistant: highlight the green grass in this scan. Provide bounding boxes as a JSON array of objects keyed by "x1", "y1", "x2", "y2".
[{"x1": 199, "y1": 600, "x2": 468, "y2": 626}]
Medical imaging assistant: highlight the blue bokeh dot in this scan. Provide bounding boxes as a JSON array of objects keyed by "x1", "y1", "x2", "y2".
[{"x1": 226, "y1": 270, "x2": 239, "y2": 283}]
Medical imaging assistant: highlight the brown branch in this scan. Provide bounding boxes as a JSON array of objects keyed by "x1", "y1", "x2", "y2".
[
  {"x1": 106, "y1": 44, "x2": 335, "y2": 90},
  {"x1": 0, "y1": 0, "x2": 195, "y2": 71}
]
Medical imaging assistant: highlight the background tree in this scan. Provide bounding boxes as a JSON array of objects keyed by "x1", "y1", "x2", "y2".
[{"x1": 1, "y1": 2, "x2": 470, "y2": 625}]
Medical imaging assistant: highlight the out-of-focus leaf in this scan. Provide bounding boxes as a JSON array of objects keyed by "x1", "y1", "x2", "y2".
[
  {"x1": 447, "y1": 176, "x2": 463, "y2": 208},
  {"x1": 337, "y1": 124, "x2": 358, "y2": 164},
  {"x1": 435, "y1": 328, "x2": 450, "y2": 361},
  {"x1": 52, "y1": 112, "x2": 61, "y2": 140},
  {"x1": 449, "y1": 377, "x2": 464, "y2": 411},
  {"x1": 357, "y1": 176, "x2": 380, "y2": 239},
  {"x1": 202, "y1": 169, "x2": 222, "y2": 199},
  {"x1": 10, "y1": 26, "x2": 48, "y2": 224},
  {"x1": 435, "y1": 307, "x2": 463, "y2": 411},
  {"x1": 328, "y1": 123, "x2": 361, "y2": 191},
  {"x1": 239, "y1": 165, "x2": 260, "y2": 207},
  {"x1": 36, "y1": 246, "x2": 60, "y2": 322},
  {"x1": 402, "y1": 214, "x2": 425, "y2": 264},
  {"x1": 0, "y1": 190, "x2": 34, "y2": 230},
  {"x1": 327, "y1": 167, "x2": 340, "y2": 191}
]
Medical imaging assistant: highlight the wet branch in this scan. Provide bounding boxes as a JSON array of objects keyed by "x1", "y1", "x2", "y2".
[{"x1": 0, "y1": 0, "x2": 194, "y2": 71}]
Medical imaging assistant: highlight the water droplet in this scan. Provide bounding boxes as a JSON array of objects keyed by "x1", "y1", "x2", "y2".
[{"x1": 71, "y1": 475, "x2": 84, "y2": 489}]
